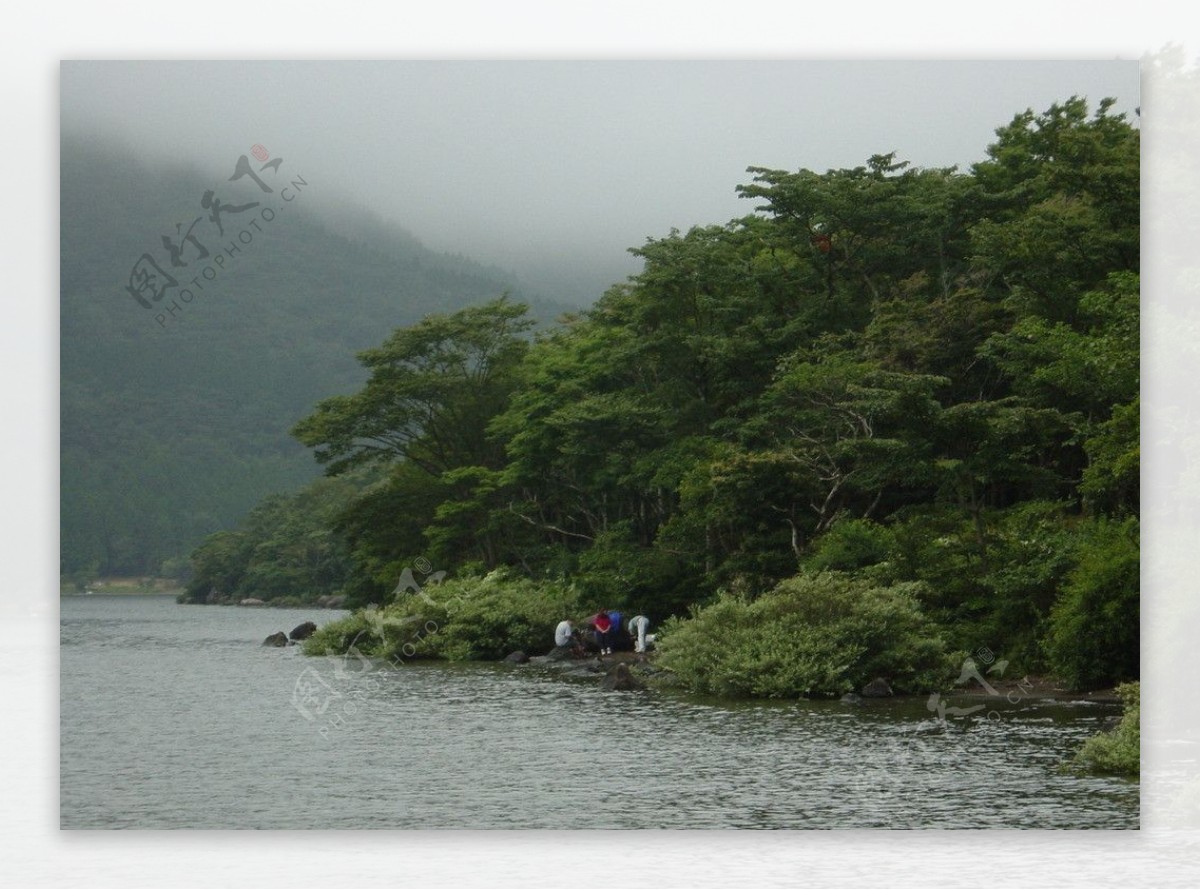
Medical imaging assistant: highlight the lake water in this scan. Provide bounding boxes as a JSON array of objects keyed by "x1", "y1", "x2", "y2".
[{"x1": 60, "y1": 595, "x2": 1138, "y2": 829}]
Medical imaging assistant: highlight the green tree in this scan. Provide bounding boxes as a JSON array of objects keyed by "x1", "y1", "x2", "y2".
[
  {"x1": 288, "y1": 298, "x2": 537, "y2": 582},
  {"x1": 969, "y1": 97, "x2": 1139, "y2": 325},
  {"x1": 180, "y1": 473, "x2": 367, "y2": 604},
  {"x1": 755, "y1": 348, "x2": 947, "y2": 534},
  {"x1": 328, "y1": 462, "x2": 448, "y2": 607},
  {"x1": 738, "y1": 155, "x2": 974, "y2": 318},
  {"x1": 979, "y1": 270, "x2": 1139, "y2": 516},
  {"x1": 184, "y1": 530, "x2": 253, "y2": 603},
  {"x1": 1044, "y1": 517, "x2": 1140, "y2": 689},
  {"x1": 292, "y1": 297, "x2": 534, "y2": 476}
]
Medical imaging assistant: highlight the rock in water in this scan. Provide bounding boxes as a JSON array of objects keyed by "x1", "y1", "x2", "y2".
[
  {"x1": 503, "y1": 650, "x2": 529, "y2": 664},
  {"x1": 261, "y1": 631, "x2": 288, "y2": 647},
  {"x1": 240, "y1": 598, "x2": 265, "y2": 606},
  {"x1": 861, "y1": 677, "x2": 893, "y2": 697},
  {"x1": 601, "y1": 662, "x2": 642, "y2": 691},
  {"x1": 289, "y1": 621, "x2": 318, "y2": 641}
]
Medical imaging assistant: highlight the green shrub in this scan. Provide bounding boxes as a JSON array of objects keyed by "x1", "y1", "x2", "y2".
[
  {"x1": 303, "y1": 573, "x2": 587, "y2": 661},
  {"x1": 428, "y1": 573, "x2": 586, "y2": 660},
  {"x1": 303, "y1": 610, "x2": 383, "y2": 656},
  {"x1": 656, "y1": 571, "x2": 951, "y2": 699},
  {"x1": 1075, "y1": 681, "x2": 1139, "y2": 776},
  {"x1": 1043, "y1": 517, "x2": 1139, "y2": 689}
]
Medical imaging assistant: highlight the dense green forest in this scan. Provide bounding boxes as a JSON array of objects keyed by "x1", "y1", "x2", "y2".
[
  {"x1": 60, "y1": 137, "x2": 567, "y2": 581},
  {"x1": 186, "y1": 98, "x2": 1139, "y2": 694}
]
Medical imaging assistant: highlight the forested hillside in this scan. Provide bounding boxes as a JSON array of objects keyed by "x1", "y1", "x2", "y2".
[
  {"x1": 186, "y1": 99, "x2": 1139, "y2": 691},
  {"x1": 60, "y1": 137, "x2": 564, "y2": 579}
]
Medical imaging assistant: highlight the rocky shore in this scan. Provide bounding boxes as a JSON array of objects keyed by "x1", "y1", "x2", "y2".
[
  {"x1": 502, "y1": 649, "x2": 662, "y2": 691},
  {"x1": 262, "y1": 622, "x2": 1122, "y2": 704}
]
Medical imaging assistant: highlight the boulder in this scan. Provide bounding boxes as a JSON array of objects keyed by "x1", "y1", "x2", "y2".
[
  {"x1": 289, "y1": 621, "x2": 318, "y2": 641},
  {"x1": 600, "y1": 662, "x2": 643, "y2": 692},
  {"x1": 503, "y1": 650, "x2": 530, "y2": 664},
  {"x1": 840, "y1": 693, "x2": 863, "y2": 705},
  {"x1": 861, "y1": 677, "x2": 893, "y2": 698},
  {"x1": 325, "y1": 595, "x2": 346, "y2": 609},
  {"x1": 543, "y1": 645, "x2": 575, "y2": 662},
  {"x1": 261, "y1": 631, "x2": 288, "y2": 647},
  {"x1": 240, "y1": 598, "x2": 265, "y2": 606}
]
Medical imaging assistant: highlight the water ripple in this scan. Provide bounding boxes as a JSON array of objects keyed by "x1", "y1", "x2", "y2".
[{"x1": 60, "y1": 596, "x2": 1138, "y2": 829}]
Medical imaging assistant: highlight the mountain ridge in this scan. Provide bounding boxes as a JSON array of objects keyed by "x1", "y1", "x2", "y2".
[{"x1": 60, "y1": 136, "x2": 577, "y2": 577}]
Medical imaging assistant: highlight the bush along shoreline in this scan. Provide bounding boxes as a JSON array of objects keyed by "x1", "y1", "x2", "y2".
[
  {"x1": 655, "y1": 571, "x2": 954, "y2": 699},
  {"x1": 302, "y1": 572, "x2": 588, "y2": 663},
  {"x1": 301, "y1": 570, "x2": 955, "y2": 700},
  {"x1": 1073, "y1": 681, "x2": 1139, "y2": 777},
  {"x1": 298, "y1": 570, "x2": 1132, "y2": 717}
]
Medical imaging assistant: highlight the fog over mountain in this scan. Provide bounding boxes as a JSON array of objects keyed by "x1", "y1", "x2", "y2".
[
  {"x1": 59, "y1": 136, "x2": 568, "y2": 576},
  {"x1": 63, "y1": 60, "x2": 1140, "y2": 306}
]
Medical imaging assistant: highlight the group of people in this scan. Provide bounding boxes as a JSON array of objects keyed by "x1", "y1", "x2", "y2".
[{"x1": 555, "y1": 610, "x2": 653, "y2": 656}]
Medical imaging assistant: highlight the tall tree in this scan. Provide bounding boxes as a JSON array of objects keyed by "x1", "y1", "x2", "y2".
[{"x1": 292, "y1": 297, "x2": 534, "y2": 476}]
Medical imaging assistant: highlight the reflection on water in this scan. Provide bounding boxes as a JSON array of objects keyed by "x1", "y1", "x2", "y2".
[{"x1": 60, "y1": 595, "x2": 1137, "y2": 829}]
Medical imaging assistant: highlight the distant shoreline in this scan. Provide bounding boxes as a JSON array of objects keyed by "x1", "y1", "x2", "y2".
[
  {"x1": 61, "y1": 590, "x2": 182, "y2": 597},
  {"x1": 60, "y1": 577, "x2": 182, "y2": 596}
]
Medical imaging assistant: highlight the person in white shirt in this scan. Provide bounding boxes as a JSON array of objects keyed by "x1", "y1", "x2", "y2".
[
  {"x1": 627, "y1": 614, "x2": 651, "y2": 653},
  {"x1": 554, "y1": 618, "x2": 574, "y2": 649}
]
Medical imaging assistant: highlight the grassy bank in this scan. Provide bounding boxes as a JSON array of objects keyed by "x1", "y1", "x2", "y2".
[
  {"x1": 1074, "y1": 681, "x2": 1140, "y2": 777},
  {"x1": 301, "y1": 568, "x2": 1138, "y2": 708},
  {"x1": 304, "y1": 572, "x2": 587, "y2": 661},
  {"x1": 301, "y1": 570, "x2": 961, "y2": 699}
]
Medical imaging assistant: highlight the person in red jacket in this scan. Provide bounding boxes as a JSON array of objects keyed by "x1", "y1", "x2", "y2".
[{"x1": 590, "y1": 610, "x2": 613, "y2": 655}]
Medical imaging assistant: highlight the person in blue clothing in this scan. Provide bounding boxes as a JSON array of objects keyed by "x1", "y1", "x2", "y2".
[{"x1": 607, "y1": 609, "x2": 624, "y2": 652}]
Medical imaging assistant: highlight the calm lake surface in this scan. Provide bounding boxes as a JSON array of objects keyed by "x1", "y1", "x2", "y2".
[{"x1": 60, "y1": 595, "x2": 1138, "y2": 829}]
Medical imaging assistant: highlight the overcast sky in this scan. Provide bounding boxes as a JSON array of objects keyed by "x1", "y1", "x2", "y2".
[{"x1": 61, "y1": 59, "x2": 1140, "y2": 304}]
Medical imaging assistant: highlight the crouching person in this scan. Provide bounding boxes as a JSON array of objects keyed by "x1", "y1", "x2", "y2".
[
  {"x1": 627, "y1": 614, "x2": 652, "y2": 653},
  {"x1": 553, "y1": 617, "x2": 582, "y2": 658}
]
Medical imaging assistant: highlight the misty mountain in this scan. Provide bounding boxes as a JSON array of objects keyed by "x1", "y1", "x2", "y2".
[{"x1": 60, "y1": 136, "x2": 574, "y2": 577}]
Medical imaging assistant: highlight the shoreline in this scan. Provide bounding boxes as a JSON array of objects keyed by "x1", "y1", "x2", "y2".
[
  {"x1": 60, "y1": 589, "x2": 182, "y2": 597},
  {"x1": 80, "y1": 595, "x2": 1126, "y2": 706},
  {"x1": 516, "y1": 650, "x2": 1126, "y2": 705},
  {"x1": 945, "y1": 675, "x2": 1123, "y2": 704}
]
